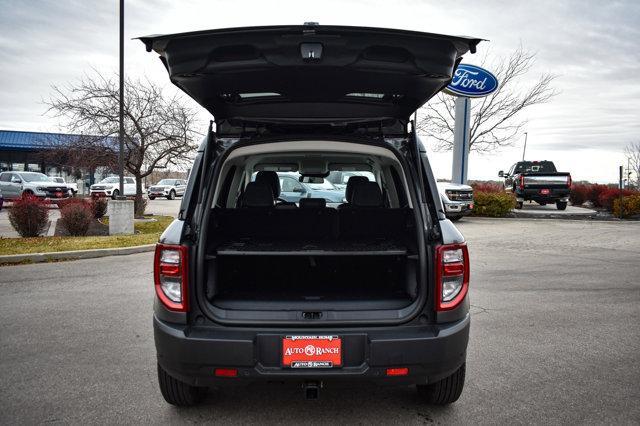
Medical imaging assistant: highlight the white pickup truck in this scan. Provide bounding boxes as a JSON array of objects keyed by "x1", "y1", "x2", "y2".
[{"x1": 50, "y1": 177, "x2": 78, "y2": 195}]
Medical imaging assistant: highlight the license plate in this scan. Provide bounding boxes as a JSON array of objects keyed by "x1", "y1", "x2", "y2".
[
  {"x1": 282, "y1": 336, "x2": 342, "y2": 368},
  {"x1": 55, "y1": 192, "x2": 63, "y2": 198},
  {"x1": 540, "y1": 189, "x2": 550, "y2": 195}
]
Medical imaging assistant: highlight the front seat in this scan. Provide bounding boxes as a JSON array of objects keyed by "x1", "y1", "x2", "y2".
[
  {"x1": 350, "y1": 181, "x2": 384, "y2": 208},
  {"x1": 338, "y1": 175, "x2": 369, "y2": 209},
  {"x1": 240, "y1": 182, "x2": 274, "y2": 208},
  {"x1": 255, "y1": 171, "x2": 296, "y2": 208}
]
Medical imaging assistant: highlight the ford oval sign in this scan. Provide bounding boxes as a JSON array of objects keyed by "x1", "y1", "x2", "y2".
[{"x1": 444, "y1": 64, "x2": 499, "y2": 98}]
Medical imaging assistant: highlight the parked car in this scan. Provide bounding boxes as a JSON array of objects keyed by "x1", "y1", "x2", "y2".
[
  {"x1": 142, "y1": 24, "x2": 476, "y2": 407},
  {"x1": 276, "y1": 172, "x2": 345, "y2": 204},
  {"x1": 499, "y1": 161, "x2": 571, "y2": 210},
  {"x1": 90, "y1": 176, "x2": 141, "y2": 199},
  {"x1": 437, "y1": 182, "x2": 474, "y2": 221},
  {"x1": 0, "y1": 171, "x2": 71, "y2": 201},
  {"x1": 49, "y1": 176, "x2": 78, "y2": 196},
  {"x1": 326, "y1": 171, "x2": 375, "y2": 191},
  {"x1": 148, "y1": 179, "x2": 187, "y2": 200}
]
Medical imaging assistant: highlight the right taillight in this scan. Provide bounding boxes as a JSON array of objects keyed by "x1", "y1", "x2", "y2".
[
  {"x1": 154, "y1": 244, "x2": 189, "y2": 312},
  {"x1": 519, "y1": 175, "x2": 525, "y2": 190},
  {"x1": 435, "y1": 243, "x2": 470, "y2": 311},
  {"x1": 567, "y1": 175, "x2": 572, "y2": 188}
]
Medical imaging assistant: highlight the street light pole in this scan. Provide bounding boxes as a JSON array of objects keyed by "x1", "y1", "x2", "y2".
[
  {"x1": 118, "y1": 0, "x2": 125, "y2": 199},
  {"x1": 522, "y1": 132, "x2": 528, "y2": 161}
]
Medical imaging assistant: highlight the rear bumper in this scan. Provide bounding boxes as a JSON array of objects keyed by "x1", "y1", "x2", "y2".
[
  {"x1": 154, "y1": 314, "x2": 470, "y2": 387},
  {"x1": 517, "y1": 188, "x2": 570, "y2": 202}
]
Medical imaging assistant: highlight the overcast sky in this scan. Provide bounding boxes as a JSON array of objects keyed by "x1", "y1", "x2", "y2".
[{"x1": 1, "y1": 0, "x2": 638, "y2": 183}]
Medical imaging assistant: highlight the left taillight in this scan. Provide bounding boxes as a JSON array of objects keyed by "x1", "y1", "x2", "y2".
[
  {"x1": 435, "y1": 243, "x2": 470, "y2": 311},
  {"x1": 154, "y1": 244, "x2": 189, "y2": 312}
]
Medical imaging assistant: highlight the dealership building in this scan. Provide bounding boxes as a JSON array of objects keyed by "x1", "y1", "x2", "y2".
[{"x1": 0, "y1": 130, "x2": 114, "y2": 195}]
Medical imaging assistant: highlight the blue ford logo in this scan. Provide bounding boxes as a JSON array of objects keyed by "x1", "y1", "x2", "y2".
[{"x1": 444, "y1": 64, "x2": 499, "y2": 98}]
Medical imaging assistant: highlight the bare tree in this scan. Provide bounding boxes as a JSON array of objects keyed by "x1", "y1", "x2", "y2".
[
  {"x1": 45, "y1": 71, "x2": 200, "y2": 203},
  {"x1": 625, "y1": 141, "x2": 640, "y2": 188},
  {"x1": 417, "y1": 46, "x2": 558, "y2": 153}
]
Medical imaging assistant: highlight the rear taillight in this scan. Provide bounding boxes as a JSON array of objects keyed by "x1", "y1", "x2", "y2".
[
  {"x1": 435, "y1": 243, "x2": 470, "y2": 311},
  {"x1": 519, "y1": 175, "x2": 525, "y2": 190},
  {"x1": 154, "y1": 244, "x2": 189, "y2": 312},
  {"x1": 567, "y1": 175, "x2": 572, "y2": 188}
]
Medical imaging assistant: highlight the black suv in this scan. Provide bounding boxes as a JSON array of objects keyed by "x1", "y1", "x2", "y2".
[{"x1": 141, "y1": 24, "x2": 477, "y2": 406}]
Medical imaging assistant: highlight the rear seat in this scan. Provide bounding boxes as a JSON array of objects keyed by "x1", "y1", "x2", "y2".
[{"x1": 211, "y1": 181, "x2": 412, "y2": 244}]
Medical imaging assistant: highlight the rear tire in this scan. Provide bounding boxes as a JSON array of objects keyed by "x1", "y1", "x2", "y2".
[
  {"x1": 167, "y1": 190, "x2": 176, "y2": 200},
  {"x1": 449, "y1": 216, "x2": 462, "y2": 222},
  {"x1": 417, "y1": 363, "x2": 465, "y2": 405},
  {"x1": 556, "y1": 201, "x2": 567, "y2": 210},
  {"x1": 515, "y1": 201, "x2": 523, "y2": 209},
  {"x1": 148, "y1": 196, "x2": 155, "y2": 200},
  {"x1": 157, "y1": 363, "x2": 207, "y2": 406}
]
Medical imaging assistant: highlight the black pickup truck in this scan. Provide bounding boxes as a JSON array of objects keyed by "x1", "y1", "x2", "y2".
[{"x1": 499, "y1": 161, "x2": 572, "y2": 210}]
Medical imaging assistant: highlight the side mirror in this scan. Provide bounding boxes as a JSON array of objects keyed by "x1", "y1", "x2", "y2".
[
  {"x1": 498, "y1": 171, "x2": 504, "y2": 178},
  {"x1": 293, "y1": 187, "x2": 305, "y2": 193},
  {"x1": 11, "y1": 177, "x2": 22, "y2": 184}
]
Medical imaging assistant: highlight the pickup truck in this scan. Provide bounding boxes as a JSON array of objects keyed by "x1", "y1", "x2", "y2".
[
  {"x1": 50, "y1": 177, "x2": 78, "y2": 196},
  {"x1": 499, "y1": 161, "x2": 571, "y2": 210},
  {"x1": 0, "y1": 171, "x2": 72, "y2": 201},
  {"x1": 437, "y1": 182, "x2": 474, "y2": 221}
]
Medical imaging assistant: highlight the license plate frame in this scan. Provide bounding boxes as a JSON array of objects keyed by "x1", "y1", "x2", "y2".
[{"x1": 282, "y1": 335, "x2": 342, "y2": 368}]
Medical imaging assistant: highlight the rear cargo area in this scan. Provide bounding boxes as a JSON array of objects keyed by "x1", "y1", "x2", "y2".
[{"x1": 204, "y1": 207, "x2": 419, "y2": 312}]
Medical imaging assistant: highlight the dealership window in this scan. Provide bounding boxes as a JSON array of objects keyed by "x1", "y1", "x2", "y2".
[
  {"x1": 12, "y1": 163, "x2": 24, "y2": 171},
  {"x1": 27, "y1": 163, "x2": 41, "y2": 172},
  {"x1": 0, "y1": 162, "x2": 9, "y2": 171}
]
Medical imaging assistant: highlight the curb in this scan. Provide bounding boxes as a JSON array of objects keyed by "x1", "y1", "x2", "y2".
[{"x1": 0, "y1": 243, "x2": 155, "y2": 265}]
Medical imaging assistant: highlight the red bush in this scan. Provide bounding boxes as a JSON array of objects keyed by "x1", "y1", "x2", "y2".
[
  {"x1": 59, "y1": 202, "x2": 93, "y2": 236},
  {"x1": 597, "y1": 188, "x2": 639, "y2": 212},
  {"x1": 8, "y1": 194, "x2": 49, "y2": 237},
  {"x1": 57, "y1": 197, "x2": 89, "y2": 210},
  {"x1": 569, "y1": 183, "x2": 624, "y2": 208},
  {"x1": 90, "y1": 197, "x2": 108, "y2": 219},
  {"x1": 587, "y1": 184, "x2": 611, "y2": 207},
  {"x1": 570, "y1": 184, "x2": 590, "y2": 206},
  {"x1": 470, "y1": 182, "x2": 503, "y2": 193}
]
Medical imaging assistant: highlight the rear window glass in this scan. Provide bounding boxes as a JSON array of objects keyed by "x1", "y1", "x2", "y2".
[{"x1": 515, "y1": 162, "x2": 557, "y2": 173}]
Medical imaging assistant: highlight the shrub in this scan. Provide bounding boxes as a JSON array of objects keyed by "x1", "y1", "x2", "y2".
[
  {"x1": 134, "y1": 195, "x2": 147, "y2": 218},
  {"x1": 91, "y1": 197, "x2": 108, "y2": 219},
  {"x1": 8, "y1": 194, "x2": 49, "y2": 237},
  {"x1": 597, "y1": 188, "x2": 638, "y2": 212},
  {"x1": 569, "y1": 184, "x2": 590, "y2": 206},
  {"x1": 471, "y1": 182, "x2": 503, "y2": 193},
  {"x1": 59, "y1": 202, "x2": 93, "y2": 236},
  {"x1": 613, "y1": 195, "x2": 640, "y2": 218},
  {"x1": 587, "y1": 184, "x2": 611, "y2": 208},
  {"x1": 57, "y1": 197, "x2": 89, "y2": 210},
  {"x1": 471, "y1": 191, "x2": 516, "y2": 217}
]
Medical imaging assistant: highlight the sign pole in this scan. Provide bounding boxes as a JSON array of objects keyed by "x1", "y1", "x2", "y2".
[
  {"x1": 619, "y1": 165, "x2": 624, "y2": 219},
  {"x1": 118, "y1": 0, "x2": 125, "y2": 199},
  {"x1": 451, "y1": 96, "x2": 471, "y2": 184},
  {"x1": 444, "y1": 63, "x2": 498, "y2": 186}
]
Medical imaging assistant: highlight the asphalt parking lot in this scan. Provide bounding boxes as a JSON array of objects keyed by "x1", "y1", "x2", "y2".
[{"x1": 0, "y1": 218, "x2": 638, "y2": 424}]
